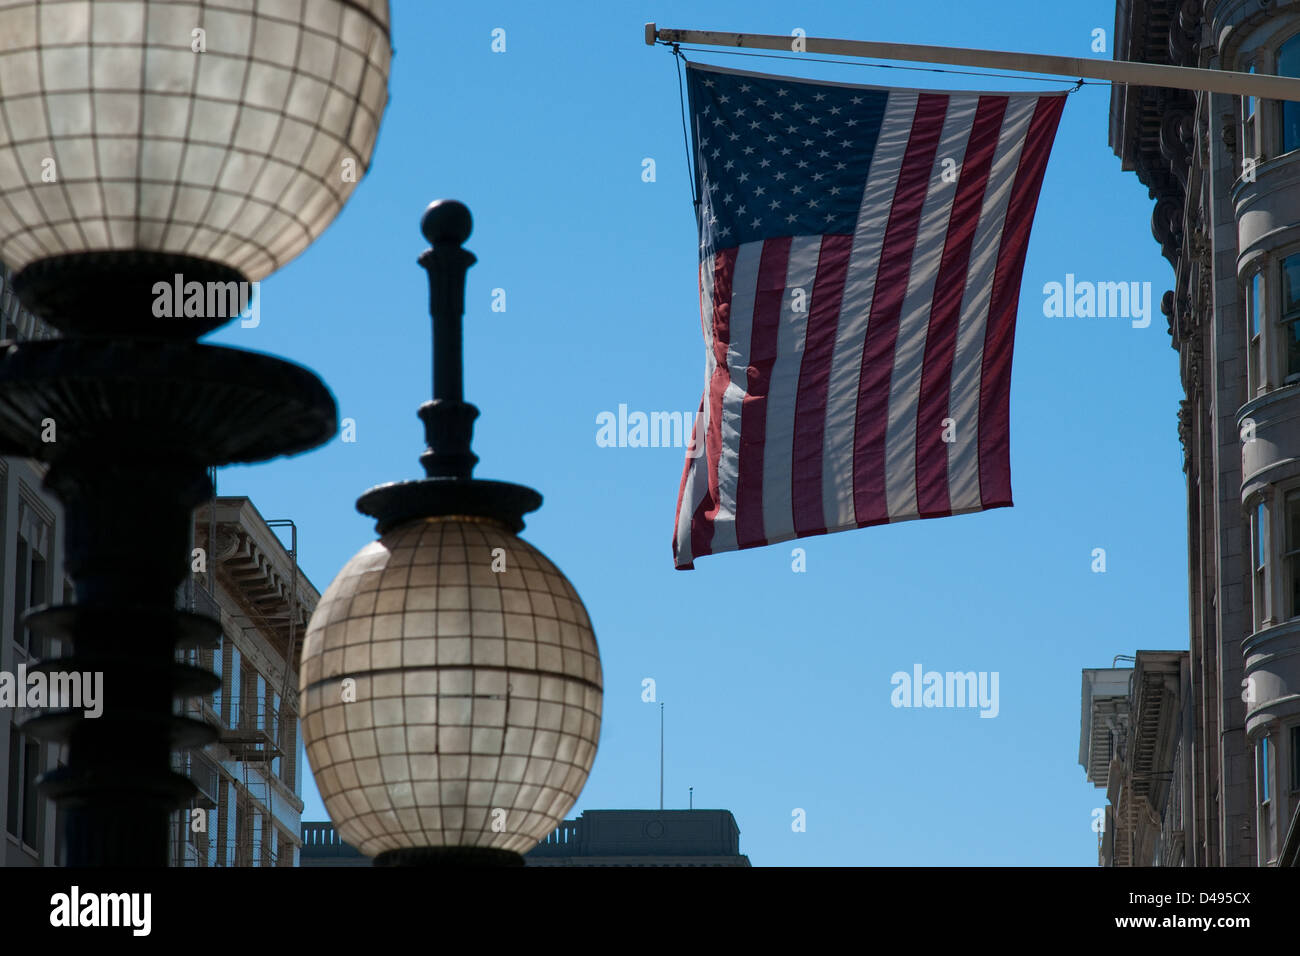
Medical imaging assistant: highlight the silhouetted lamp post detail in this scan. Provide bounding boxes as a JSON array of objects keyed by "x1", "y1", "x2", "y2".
[
  {"x1": 300, "y1": 201, "x2": 602, "y2": 866},
  {"x1": 0, "y1": 0, "x2": 391, "y2": 865}
]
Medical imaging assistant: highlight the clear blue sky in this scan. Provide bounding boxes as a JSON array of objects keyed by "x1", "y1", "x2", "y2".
[{"x1": 208, "y1": 0, "x2": 1185, "y2": 866}]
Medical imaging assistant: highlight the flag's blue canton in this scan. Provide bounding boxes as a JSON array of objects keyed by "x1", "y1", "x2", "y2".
[{"x1": 686, "y1": 65, "x2": 889, "y2": 260}]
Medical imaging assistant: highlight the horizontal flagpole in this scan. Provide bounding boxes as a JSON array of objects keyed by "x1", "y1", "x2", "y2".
[{"x1": 645, "y1": 23, "x2": 1300, "y2": 102}]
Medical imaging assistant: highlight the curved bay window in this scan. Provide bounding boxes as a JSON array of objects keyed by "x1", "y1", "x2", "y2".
[
  {"x1": 1283, "y1": 254, "x2": 1300, "y2": 383},
  {"x1": 1250, "y1": 489, "x2": 1300, "y2": 631},
  {"x1": 1258, "y1": 734, "x2": 1275, "y2": 863},
  {"x1": 1248, "y1": 269, "x2": 1264, "y2": 395},
  {"x1": 1287, "y1": 491, "x2": 1300, "y2": 620},
  {"x1": 1242, "y1": 253, "x2": 1300, "y2": 393},
  {"x1": 1239, "y1": 34, "x2": 1300, "y2": 161},
  {"x1": 1253, "y1": 498, "x2": 1270, "y2": 631}
]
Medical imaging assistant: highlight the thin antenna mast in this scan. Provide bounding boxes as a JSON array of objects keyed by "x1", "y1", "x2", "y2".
[{"x1": 659, "y1": 701, "x2": 664, "y2": 811}]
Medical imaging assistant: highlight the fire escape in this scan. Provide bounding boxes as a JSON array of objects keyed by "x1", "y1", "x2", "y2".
[{"x1": 172, "y1": 490, "x2": 308, "y2": 866}]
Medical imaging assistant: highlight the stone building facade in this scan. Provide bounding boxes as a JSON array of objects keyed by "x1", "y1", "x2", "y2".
[{"x1": 1109, "y1": 0, "x2": 1300, "y2": 866}]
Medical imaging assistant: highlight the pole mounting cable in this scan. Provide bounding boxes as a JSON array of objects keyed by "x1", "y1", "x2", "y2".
[{"x1": 670, "y1": 43, "x2": 700, "y2": 209}]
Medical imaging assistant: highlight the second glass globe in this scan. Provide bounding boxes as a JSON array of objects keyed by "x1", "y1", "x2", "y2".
[{"x1": 300, "y1": 516, "x2": 602, "y2": 859}]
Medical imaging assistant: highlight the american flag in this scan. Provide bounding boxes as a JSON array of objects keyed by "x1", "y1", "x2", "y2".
[{"x1": 673, "y1": 62, "x2": 1065, "y2": 569}]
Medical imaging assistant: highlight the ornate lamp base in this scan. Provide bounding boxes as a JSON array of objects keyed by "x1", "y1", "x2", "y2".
[{"x1": 14, "y1": 252, "x2": 249, "y2": 339}]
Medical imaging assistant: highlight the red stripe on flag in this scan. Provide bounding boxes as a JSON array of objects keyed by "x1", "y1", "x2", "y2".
[
  {"x1": 735, "y1": 237, "x2": 792, "y2": 549},
  {"x1": 690, "y1": 247, "x2": 739, "y2": 560},
  {"x1": 852, "y1": 93, "x2": 950, "y2": 527},
  {"x1": 915, "y1": 96, "x2": 1008, "y2": 519},
  {"x1": 791, "y1": 234, "x2": 854, "y2": 537},
  {"x1": 978, "y1": 95, "x2": 1065, "y2": 509}
]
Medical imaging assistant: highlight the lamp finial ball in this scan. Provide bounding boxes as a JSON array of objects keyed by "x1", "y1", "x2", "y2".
[{"x1": 421, "y1": 200, "x2": 472, "y2": 246}]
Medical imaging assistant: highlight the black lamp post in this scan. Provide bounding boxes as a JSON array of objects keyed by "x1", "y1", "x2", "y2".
[
  {"x1": 298, "y1": 202, "x2": 603, "y2": 866},
  {"x1": 0, "y1": 0, "x2": 392, "y2": 865}
]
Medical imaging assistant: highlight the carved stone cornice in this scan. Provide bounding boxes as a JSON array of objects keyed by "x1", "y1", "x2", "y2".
[
  {"x1": 1153, "y1": 194, "x2": 1187, "y2": 266},
  {"x1": 1112, "y1": 0, "x2": 1204, "y2": 271},
  {"x1": 1161, "y1": 105, "x2": 1196, "y2": 192},
  {"x1": 1171, "y1": 0, "x2": 1203, "y2": 67},
  {"x1": 1188, "y1": 213, "x2": 1210, "y2": 270},
  {"x1": 1186, "y1": 329, "x2": 1203, "y2": 396}
]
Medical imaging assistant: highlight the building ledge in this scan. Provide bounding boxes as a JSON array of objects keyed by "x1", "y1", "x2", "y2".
[{"x1": 1243, "y1": 617, "x2": 1300, "y2": 656}]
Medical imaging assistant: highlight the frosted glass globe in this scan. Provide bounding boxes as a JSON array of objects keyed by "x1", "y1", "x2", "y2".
[
  {"x1": 0, "y1": 0, "x2": 391, "y2": 280},
  {"x1": 300, "y1": 517, "x2": 602, "y2": 857}
]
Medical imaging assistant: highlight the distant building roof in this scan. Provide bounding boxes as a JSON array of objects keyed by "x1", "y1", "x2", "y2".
[
  {"x1": 527, "y1": 810, "x2": 751, "y2": 867},
  {"x1": 1079, "y1": 667, "x2": 1132, "y2": 787},
  {"x1": 300, "y1": 810, "x2": 753, "y2": 867}
]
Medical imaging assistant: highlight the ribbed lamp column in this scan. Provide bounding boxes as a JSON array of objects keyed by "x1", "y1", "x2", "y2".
[{"x1": 0, "y1": 0, "x2": 391, "y2": 865}]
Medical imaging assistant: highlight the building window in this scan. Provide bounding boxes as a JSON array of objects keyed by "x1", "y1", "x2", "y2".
[
  {"x1": 271, "y1": 691, "x2": 282, "y2": 780},
  {"x1": 1254, "y1": 499, "x2": 1270, "y2": 629},
  {"x1": 6, "y1": 728, "x2": 43, "y2": 855},
  {"x1": 1291, "y1": 725, "x2": 1300, "y2": 792},
  {"x1": 220, "y1": 779, "x2": 237, "y2": 867},
  {"x1": 1280, "y1": 34, "x2": 1300, "y2": 154},
  {"x1": 5, "y1": 728, "x2": 19, "y2": 837},
  {"x1": 1244, "y1": 61, "x2": 1259, "y2": 164},
  {"x1": 1259, "y1": 734, "x2": 1275, "y2": 862},
  {"x1": 1282, "y1": 254, "x2": 1300, "y2": 383},
  {"x1": 52, "y1": 754, "x2": 65, "y2": 865},
  {"x1": 1261, "y1": 735, "x2": 1272, "y2": 803},
  {"x1": 253, "y1": 809, "x2": 264, "y2": 867},
  {"x1": 281, "y1": 711, "x2": 297, "y2": 791},
  {"x1": 11, "y1": 500, "x2": 51, "y2": 659},
  {"x1": 13, "y1": 537, "x2": 27, "y2": 646},
  {"x1": 240, "y1": 660, "x2": 258, "y2": 731},
  {"x1": 1288, "y1": 492, "x2": 1300, "y2": 620},
  {"x1": 255, "y1": 672, "x2": 266, "y2": 732},
  {"x1": 1248, "y1": 270, "x2": 1263, "y2": 393}
]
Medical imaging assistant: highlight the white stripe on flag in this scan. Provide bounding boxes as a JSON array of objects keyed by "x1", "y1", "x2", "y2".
[
  {"x1": 761, "y1": 236, "x2": 822, "y2": 545},
  {"x1": 945, "y1": 95, "x2": 1038, "y2": 514},
  {"x1": 821, "y1": 91, "x2": 920, "y2": 532},
  {"x1": 713, "y1": 241, "x2": 763, "y2": 556},
  {"x1": 884, "y1": 95, "x2": 979, "y2": 522}
]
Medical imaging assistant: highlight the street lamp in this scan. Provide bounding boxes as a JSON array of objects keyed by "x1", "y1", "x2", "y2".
[
  {"x1": 299, "y1": 201, "x2": 603, "y2": 866},
  {"x1": 0, "y1": 0, "x2": 391, "y2": 865}
]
